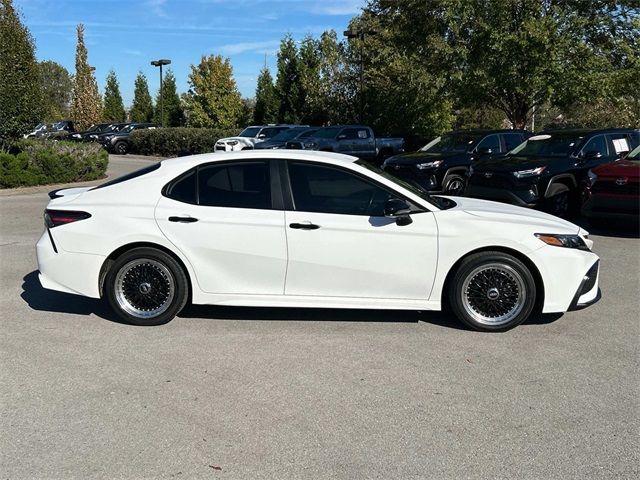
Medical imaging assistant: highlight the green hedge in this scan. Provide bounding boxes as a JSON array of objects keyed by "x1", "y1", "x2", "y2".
[
  {"x1": 0, "y1": 140, "x2": 108, "y2": 188},
  {"x1": 129, "y1": 127, "x2": 241, "y2": 157}
]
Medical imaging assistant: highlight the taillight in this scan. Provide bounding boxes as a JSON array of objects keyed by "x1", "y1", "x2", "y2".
[{"x1": 44, "y1": 209, "x2": 91, "y2": 228}]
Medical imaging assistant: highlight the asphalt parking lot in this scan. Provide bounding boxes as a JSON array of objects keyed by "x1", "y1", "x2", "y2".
[{"x1": 1, "y1": 155, "x2": 638, "y2": 479}]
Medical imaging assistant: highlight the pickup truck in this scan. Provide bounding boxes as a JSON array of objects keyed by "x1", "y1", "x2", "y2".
[{"x1": 285, "y1": 125, "x2": 404, "y2": 164}]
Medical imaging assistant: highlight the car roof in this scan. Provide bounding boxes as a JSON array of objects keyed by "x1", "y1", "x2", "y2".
[
  {"x1": 540, "y1": 128, "x2": 639, "y2": 135},
  {"x1": 446, "y1": 129, "x2": 529, "y2": 134}
]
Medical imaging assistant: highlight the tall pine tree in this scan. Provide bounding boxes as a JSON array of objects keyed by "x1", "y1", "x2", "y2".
[
  {"x1": 253, "y1": 66, "x2": 278, "y2": 124},
  {"x1": 275, "y1": 34, "x2": 303, "y2": 123},
  {"x1": 71, "y1": 24, "x2": 102, "y2": 130},
  {"x1": 130, "y1": 72, "x2": 154, "y2": 123},
  {"x1": 154, "y1": 70, "x2": 184, "y2": 127},
  {"x1": 103, "y1": 70, "x2": 126, "y2": 122},
  {"x1": 0, "y1": 0, "x2": 42, "y2": 140}
]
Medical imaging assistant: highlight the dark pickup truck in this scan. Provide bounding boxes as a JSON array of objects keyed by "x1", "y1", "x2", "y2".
[
  {"x1": 285, "y1": 125, "x2": 404, "y2": 164},
  {"x1": 382, "y1": 129, "x2": 530, "y2": 195}
]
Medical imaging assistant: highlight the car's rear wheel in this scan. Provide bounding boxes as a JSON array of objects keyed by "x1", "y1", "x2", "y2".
[
  {"x1": 105, "y1": 247, "x2": 189, "y2": 326},
  {"x1": 448, "y1": 251, "x2": 536, "y2": 331},
  {"x1": 114, "y1": 141, "x2": 128, "y2": 154}
]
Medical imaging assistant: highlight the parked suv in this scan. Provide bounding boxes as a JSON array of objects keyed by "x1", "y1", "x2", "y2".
[
  {"x1": 98, "y1": 123, "x2": 157, "y2": 154},
  {"x1": 70, "y1": 123, "x2": 121, "y2": 142},
  {"x1": 582, "y1": 144, "x2": 639, "y2": 223},
  {"x1": 382, "y1": 129, "x2": 530, "y2": 195},
  {"x1": 466, "y1": 129, "x2": 640, "y2": 217},
  {"x1": 254, "y1": 127, "x2": 319, "y2": 149},
  {"x1": 285, "y1": 125, "x2": 404, "y2": 163},
  {"x1": 215, "y1": 125, "x2": 303, "y2": 151}
]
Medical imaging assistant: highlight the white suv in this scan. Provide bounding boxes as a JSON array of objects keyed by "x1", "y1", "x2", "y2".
[{"x1": 215, "y1": 125, "x2": 303, "y2": 152}]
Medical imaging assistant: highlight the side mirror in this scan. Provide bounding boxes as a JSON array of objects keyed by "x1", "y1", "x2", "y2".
[
  {"x1": 584, "y1": 150, "x2": 602, "y2": 160},
  {"x1": 383, "y1": 198, "x2": 413, "y2": 226},
  {"x1": 337, "y1": 134, "x2": 347, "y2": 140},
  {"x1": 258, "y1": 133, "x2": 266, "y2": 139},
  {"x1": 477, "y1": 147, "x2": 493, "y2": 155}
]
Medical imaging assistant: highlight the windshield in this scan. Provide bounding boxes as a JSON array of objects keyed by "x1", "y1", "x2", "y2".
[
  {"x1": 355, "y1": 160, "x2": 452, "y2": 210},
  {"x1": 626, "y1": 145, "x2": 640, "y2": 160},
  {"x1": 269, "y1": 129, "x2": 308, "y2": 142},
  {"x1": 421, "y1": 133, "x2": 483, "y2": 153},
  {"x1": 510, "y1": 133, "x2": 583, "y2": 157},
  {"x1": 238, "y1": 127, "x2": 262, "y2": 137},
  {"x1": 120, "y1": 124, "x2": 135, "y2": 133},
  {"x1": 313, "y1": 127, "x2": 342, "y2": 139}
]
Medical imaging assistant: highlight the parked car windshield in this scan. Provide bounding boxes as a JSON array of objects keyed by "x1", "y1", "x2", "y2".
[
  {"x1": 269, "y1": 129, "x2": 309, "y2": 142},
  {"x1": 420, "y1": 133, "x2": 483, "y2": 153},
  {"x1": 626, "y1": 145, "x2": 640, "y2": 160},
  {"x1": 238, "y1": 127, "x2": 263, "y2": 137},
  {"x1": 510, "y1": 133, "x2": 584, "y2": 157},
  {"x1": 313, "y1": 127, "x2": 342, "y2": 139}
]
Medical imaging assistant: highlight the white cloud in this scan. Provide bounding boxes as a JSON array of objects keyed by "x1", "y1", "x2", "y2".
[
  {"x1": 311, "y1": 0, "x2": 364, "y2": 15},
  {"x1": 124, "y1": 49, "x2": 143, "y2": 56},
  {"x1": 146, "y1": 0, "x2": 168, "y2": 18},
  {"x1": 217, "y1": 40, "x2": 281, "y2": 55}
]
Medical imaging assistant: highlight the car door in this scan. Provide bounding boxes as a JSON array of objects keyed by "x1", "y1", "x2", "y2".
[
  {"x1": 474, "y1": 134, "x2": 502, "y2": 158},
  {"x1": 155, "y1": 160, "x2": 288, "y2": 295},
  {"x1": 350, "y1": 128, "x2": 376, "y2": 159},
  {"x1": 578, "y1": 134, "x2": 612, "y2": 169},
  {"x1": 335, "y1": 128, "x2": 354, "y2": 154},
  {"x1": 283, "y1": 161, "x2": 438, "y2": 300}
]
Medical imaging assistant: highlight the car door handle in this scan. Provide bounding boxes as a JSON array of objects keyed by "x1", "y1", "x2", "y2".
[
  {"x1": 289, "y1": 222, "x2": 320, "y2": 230},
  {"x1": 168, "y1": 216, "x2": 198, "y2": 223}
]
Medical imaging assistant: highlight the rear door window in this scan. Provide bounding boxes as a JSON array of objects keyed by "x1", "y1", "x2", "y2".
[
  {"x1": 198, "y1": 162, "x2": 271, "y2": 209},
  {"x1": 607, "y1": 133, "x2": 631, "y2": 155},
  {"x1": 476, "y1": 134, "x2": 502, "y2": 153},
  {"x1": 503, "y1": 133, "x2": 524, "y2": 151}
]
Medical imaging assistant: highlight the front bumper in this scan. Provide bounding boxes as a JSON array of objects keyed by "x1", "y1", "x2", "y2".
[{"x1": 568, "y1": 260, "x2": 601, "y2": 310}]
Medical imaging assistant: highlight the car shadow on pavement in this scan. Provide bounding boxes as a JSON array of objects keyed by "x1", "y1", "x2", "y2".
[
  {"x1": 21, "y1": 271, "x2": 125, "y2": 324},
  {"x1": 22, "y1": 270, "x2": 565, "y2": 330},
  {"x1": 570, "y1": 216, "x2": 639, "y2": 239}
]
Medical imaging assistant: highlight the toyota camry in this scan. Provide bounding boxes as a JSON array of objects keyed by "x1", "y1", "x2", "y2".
[{"x1": 37, "y1": 151, "x2": 600, "y2": 331}]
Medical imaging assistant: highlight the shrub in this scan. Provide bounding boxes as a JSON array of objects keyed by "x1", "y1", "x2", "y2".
[
  {"x1": 0, "y1": 139, "x2": 108, "y2": 188},
  {"x1": 129, "y1": 127, "x2": 240, "y2": 157}
]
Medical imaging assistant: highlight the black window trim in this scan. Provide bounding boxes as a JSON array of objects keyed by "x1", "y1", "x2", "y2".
[
  {"x1": 279, "y1": 159, "x2": 429, "y2": 217},
  {"x1": 162, "y1": 159, "x2": 282, "y2": 210},
  {"x1": 578, "y1": 133, "x2": 609, "y2": 158}
]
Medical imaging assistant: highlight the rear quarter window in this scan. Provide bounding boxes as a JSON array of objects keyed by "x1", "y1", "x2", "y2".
[{"x1": 91, "y1": 162, "x2": 161, "y2": 190}]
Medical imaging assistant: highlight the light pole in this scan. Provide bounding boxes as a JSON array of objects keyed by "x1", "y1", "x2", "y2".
[
  {"x1": 344, "y1": 29, "x2": 376, "y2": 124},
  {"x1": 150, "y1": 59, "x2": 171, "y2": 126}
]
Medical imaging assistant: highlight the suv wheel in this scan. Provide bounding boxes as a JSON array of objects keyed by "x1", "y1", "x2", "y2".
[
  {"x1": 545, "y1": 185, "x2": 574, "y2": 218},
  {"x1": 448, "y1": 251, "x2": 536, "y2": 331},
  {"x1": 105, "y1": 247, "x2": 189, "y2": 326},
  {"x1": 444, "y1": 175, "x2": 466, "y2": 195},
  {"x1": 114, "y1": 141, "x2": 128, "y2": 155}
]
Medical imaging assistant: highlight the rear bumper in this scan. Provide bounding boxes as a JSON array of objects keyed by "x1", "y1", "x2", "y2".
[{"x1": 36, "y1": 231, "x2": 104, "y2": 298}]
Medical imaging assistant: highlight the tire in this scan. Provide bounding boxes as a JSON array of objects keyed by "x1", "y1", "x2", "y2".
[
  {"x1": 105, "y1": 247, "x2": 189, "y2": 326},
  {"x1": 448, "y1": 251, "x2": 537, "y2": 332},
  {"x1": 114, "y1": 141, "x2": 128, "y2": 155},
  {"x1": 444, "y1": 174, "x2": 466, "y2": 196},
  {"x1": 544, "y1": 184, "x2": 574, "y2": 218}
]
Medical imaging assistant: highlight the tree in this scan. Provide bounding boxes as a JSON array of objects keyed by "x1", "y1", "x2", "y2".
[
  {"x1": 130, "y1": 72, "x2": 154, "y2": 123},
  {"x1": 239, "y1": 98, "x2": 255, "y2": 127},
  {"x1": 182, "y1": 55, "x2": 242, "y2": 129},
  {"x1": 275, "y1": 34, "x2": 303, "y2": 123},
  {"x1": 154, "y1": 70, "x2": 184, "y2": 127},
  {"x1": 71, "y1": 24, "x2": 102, "y2": 131},
  {"x1": 38, "y1": 61, "x2": 72, "y2": 121},
  {"x1": 0, "y1": 0, "x2": 42, "y2": 141},
  {"x1": 103, "y1": 70, "x2": 126, "y2": 122},
  {"x1": 297, "y1": 35, "x2": 324, "y2": 124},
  {"x1": 253, "y1": 66, "x2": 278, "y2": 124}
]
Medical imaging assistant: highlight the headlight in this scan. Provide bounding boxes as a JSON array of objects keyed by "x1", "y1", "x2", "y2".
[
  {"x1": 513, "y1": 166, "x2": 546, "y2": 178},
  {"x1": 416, "y1": 160, "x2": 443, "y2": 170},
  {"x1": 535, "y1": 233, "x2": 590, "y2": 251},
  {"x1": 587, "y1": 169, "x2": 597, "y2": 186},
  {"x1": 72, "y1": 133, "x2": 81, "y2": 138},
  {"x1": 227, "y1": 140, "x2": 238, "y2": 146}
]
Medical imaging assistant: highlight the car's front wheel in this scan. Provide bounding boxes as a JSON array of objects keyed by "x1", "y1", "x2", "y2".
[
  {"x1": 105, "y1": 247, "x2": 189, "y2": 326},
  {"x1": 448, "y1": 251, "x2": 536, "y2": 331},
  {"x1": 113, "y1": 141, "x2": 128, "y2": 155}
]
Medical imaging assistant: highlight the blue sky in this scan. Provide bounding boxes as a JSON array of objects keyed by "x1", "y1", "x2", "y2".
[{"x1": 15, "y1": 0, "x2": 365, "y2": 106}]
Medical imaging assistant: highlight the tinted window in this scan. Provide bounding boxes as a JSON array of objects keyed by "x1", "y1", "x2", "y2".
[
  {"x1": 503, "y1": 133, "x2": 524, "y2": 151},
  {"x1": 422, "y1": 133, "x2": 483, "y2": 153},
  {"x1": 198, "y1": 162, "x2": 271, "y2": 209},
  {"x1": 261, "y1": 127, "x2": 286, "y2": 139},
  {"x1": 608, "y1": 133, "x2": 631, "y2": 155},
  {"x1": 581, "y1": 135, "x2": 608, "y2": 157},
  {"x1": 511, "y1": 134, "x2": 584, "y2": 156},
  {"x1": 165, "y1": 169, "x2": 197, "y2": 204},
  {"x1": 476, "y1": 134, "x2": 501, "y2": 153},
  {"x1": 314, "y1": 127, "x2": 342, "y2": 139},
  {"x1": 341, "y1": 128, "x2": 370, "y2": 140},
  {"x1": 288, "y1": 162, "x2": 394, "y2": 216},
  {"x1": 238, "y1": 127, "x2": 262, "y2": 137}
]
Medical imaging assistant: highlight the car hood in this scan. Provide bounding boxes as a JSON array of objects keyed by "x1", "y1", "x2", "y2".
[
  {"x1": 385, "y1": 151, "x2": 462, "y2": 165},
  {"x1": 254, "y1": 141, "x2": 285, "y2": 149},
  {"x1": 474, "y1": 154, "x2": 567, "y2": 172},
  {"x1": 447, "y1": 195, "x2": 581, "y2": 234},
  {"x1": 217, "y1": 136, "x2": 254, "y2": 144},
  {"x1": 593, "y1": 159, "x2": 640, "y2": 178}
]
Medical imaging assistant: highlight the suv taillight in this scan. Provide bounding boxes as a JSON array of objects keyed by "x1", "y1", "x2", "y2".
[{"x1": 44, "y1": 209, "x2": 91, "y2": 228}]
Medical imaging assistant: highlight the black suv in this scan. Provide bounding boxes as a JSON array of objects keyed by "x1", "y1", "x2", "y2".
[
  {"x1": 98, "y1": 123, "x2": 157, "y2": 154},
  {"x1": 466, "y1": 129, "x2": 640, "y2": 217},
  {"x1": 382, "y1": 129, "x2": 530, "y2": 195}
]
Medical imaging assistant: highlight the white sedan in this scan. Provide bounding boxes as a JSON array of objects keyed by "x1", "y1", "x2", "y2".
[{"x1": 37, "y1": 151, "x2": 600, "y2": 331}]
